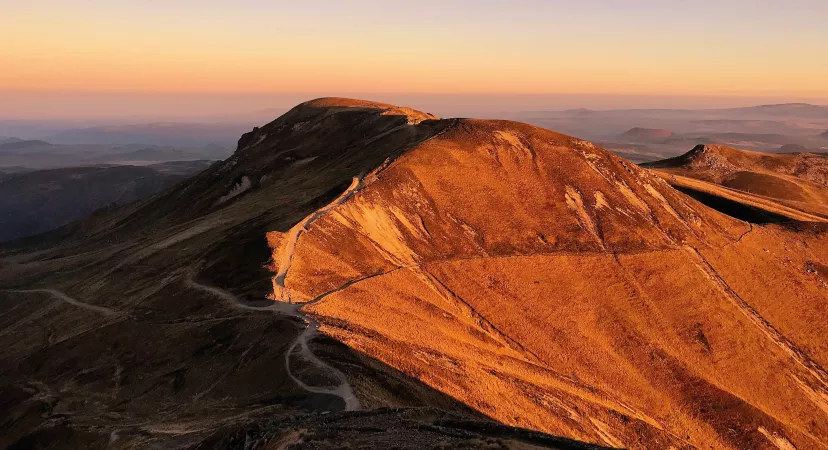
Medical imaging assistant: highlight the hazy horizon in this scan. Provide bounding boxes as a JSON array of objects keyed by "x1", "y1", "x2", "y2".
[
  {"x1": 3, "y1": 0, "x2": 828, "y2": 120},
  {"x1": 2, "y1": 91, "x2": 828, "y2": 122}
]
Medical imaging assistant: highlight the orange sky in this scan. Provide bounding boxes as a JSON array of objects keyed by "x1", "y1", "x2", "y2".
[{"x1": 2, "y1": 1, "x2": 827, "y2": 117}]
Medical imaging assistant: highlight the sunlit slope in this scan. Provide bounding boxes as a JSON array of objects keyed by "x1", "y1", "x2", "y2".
[
  {"x1": 645, "y1": 144, "x2": 828, "y2": 220},
  {"x1": 273, "y1": 117, "x2": 828, "y2": 449}
]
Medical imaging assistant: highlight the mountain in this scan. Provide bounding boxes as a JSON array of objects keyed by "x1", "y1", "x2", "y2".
[
  {"x1": 0, "y1": 162, "x2": 211, "y2": 242},
  {"x1": 821, "y1": 130, "x2": 828, "y2": 139},
  {"x1": 1, "y1": 99, "x2": 826, "y2": 449},
  {"x1": 618, "y1": 127, "x2": 674, "y2": 141},
  {"x1": 644, "y1": 144, "x2": 828, "y2": 221}
]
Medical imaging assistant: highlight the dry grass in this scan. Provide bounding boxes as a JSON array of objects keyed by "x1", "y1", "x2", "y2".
[{"x1": 274, "y1": 120, "x2": 828, "y2": 449}]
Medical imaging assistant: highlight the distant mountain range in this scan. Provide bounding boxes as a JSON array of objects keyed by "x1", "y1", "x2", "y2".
[
  {"x1": 43, "y1": 122, "x2": 253, "y2": 147},
  {"x1": 547, "y1": 102, "x2": 828, "y2": 119},
  {"x1": 514, "y1": 103, "x2": 828, "y2": 160},
  {"x1": 0, "y1": 136, "x2": 24, "y2": 145},
  {"x1": 0, "y1": 139, "x2": 230, "y2": 169}
]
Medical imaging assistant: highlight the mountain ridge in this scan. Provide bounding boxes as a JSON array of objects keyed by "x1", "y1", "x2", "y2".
[{"x1": 644, "y1": 144, "x2": 828, "y2": 221}]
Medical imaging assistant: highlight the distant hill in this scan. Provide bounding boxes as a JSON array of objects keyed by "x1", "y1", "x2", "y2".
[
  {"x1": 722, "y1": 103, "x2": 828, "y2": 119},
  {"x1": 0, "y1": 162, "x2": 208, "y2": 242},
  {"x1": 0, "y1": 136, "x2": 23, "y2": 145},
  {"x1": 779, "y1": 143, "x2": 811, "y2": 153},
  {"x1": 619, "y1": 127, "x2": 674, "y2": 141},
  {"x1": 0, "y1": 139, "x2": 52, "y2": 150}
]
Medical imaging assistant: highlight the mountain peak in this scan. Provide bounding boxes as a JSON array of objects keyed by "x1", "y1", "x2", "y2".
[{"x1": 299, "y1": 97, "x2": 438, "y2": 123}]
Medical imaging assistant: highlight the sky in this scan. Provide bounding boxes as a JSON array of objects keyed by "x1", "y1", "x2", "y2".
[{"x1": 2, "y1": 0, "x2": 827, "y2": 118}]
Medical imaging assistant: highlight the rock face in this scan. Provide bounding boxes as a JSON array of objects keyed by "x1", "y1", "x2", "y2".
[
  {"x1": 2, "y1": 98, "x2": 827, "y2": 449},
  {"x1": 268, "y1": 101, "x2": 828, "y2": 449}
]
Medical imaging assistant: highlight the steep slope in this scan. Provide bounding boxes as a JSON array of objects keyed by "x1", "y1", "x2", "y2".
[
  {"x1": 644, "y1": 144, "x2": 828, "y2": 221},
  {"x1": 268, "y1": 116, "x2": 828, "y2": 449}
]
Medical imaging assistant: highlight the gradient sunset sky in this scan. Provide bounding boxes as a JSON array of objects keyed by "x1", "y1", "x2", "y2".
[{"x1": 2, "y1": 0, "x2": 827, "y2": 118}]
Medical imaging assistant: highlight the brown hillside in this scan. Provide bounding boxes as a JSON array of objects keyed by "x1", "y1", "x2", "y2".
[
  {"x1": 644, "y1": 144, "x2": 828, "y2": 220},
  {"x1": 0, "y1": 99, "x2": 611, "y2": 449},
  {"x1": 270, "y1": 114, "x2": 828, "y2": 449}
]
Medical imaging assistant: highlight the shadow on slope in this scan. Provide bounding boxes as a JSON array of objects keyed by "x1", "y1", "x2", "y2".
[{"x1": 673, "y1": 186, "x2": 793, "y2": 224}]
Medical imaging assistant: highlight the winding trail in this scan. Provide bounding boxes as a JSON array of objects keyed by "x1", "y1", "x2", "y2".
[
  {"x1": 273, "y1": 176, "x2": 362, "y2": 302},
  {"x1": 2, "y1": 288, "x2": 120, "y2": 317},
  {"x1": 187, "y1": 176, "x2": 364, "y2": 411}
]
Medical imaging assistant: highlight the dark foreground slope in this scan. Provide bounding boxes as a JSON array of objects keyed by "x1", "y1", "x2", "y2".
[{"x1": 0, "y1": 99, "x2": 610, "y2": 449}]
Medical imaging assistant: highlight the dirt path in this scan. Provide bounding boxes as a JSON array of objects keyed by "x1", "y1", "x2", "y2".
[
  {"x1": 3, "y1": 288, "x2": 120, "y2": 317},
  {"x1": 187, "y1": 177, "x2": 365, "y2": 412},
  {"x1": 187, "y1": 276, "x2": 360, "y2": 410},
  {"x1": 185, "y1": 276, "x2": 301, "y2": 315},
  {"x1": 273, "y1": 176, "x2": 362, "y2": 302},
  {"x1": 284, "y1": 318, "x2": 361, "y2": 411}
]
